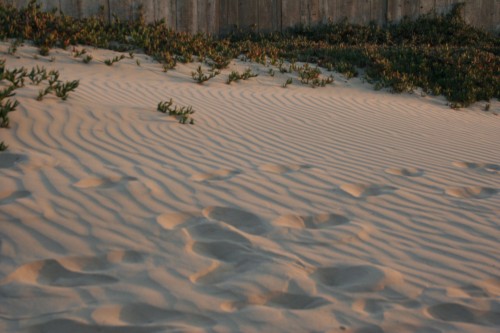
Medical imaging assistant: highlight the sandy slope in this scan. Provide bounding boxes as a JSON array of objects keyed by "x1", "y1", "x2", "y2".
[{"x1": 0, "y1": 43, "x2": 499, "y2": 333}]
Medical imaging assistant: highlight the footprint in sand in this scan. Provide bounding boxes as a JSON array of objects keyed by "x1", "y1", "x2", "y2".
[
  {"x1": 192, "y1": 240, "x2": 254, "y2": 264},
  {"x1": 190, "y1": 169, "x2": 240, "y2": 182},
  {"x1": 273, "y1": 213, "x2": 349, "y2": 229},
  {"x1": 259, "y1": 164, "x2": 311, "y2": 175},
  {"x1": 0, "y1": 153, "x2": 24, "y2": 169},
  {"x1": 426, "y1": 303, "x2": 500, "y2": 326},
  {"x1": 444, "y1": 186, "x2": 497, "y2": 199},
  {"x1": 340, "y1": 183, "x2": 397, "y2": 198},
  {"x1": 312, "y1": 264, "x2": 404, "y2": 293},
  {"x1": 26, "y1": 319, "x2": 161, "y2": 333},
  {"x1": 452, "y1": 161, "x2": 500, "y2": 174},
  {"x1": 156, "y1": 211, "x2": 205, "y2": 230},
  {"x1": 222, "y1": 291, "x2": 329, "y2": 312},
  {"x1": 446, "y1": 278, "x2": 500, "y2": 298},
  {"x1": 187, "y1": 222, "x2": 257, "y2": 285},
  {"x1": 92, "y1": 303, "x2": 216, "y2": 327},
  {"x1": 202, "y1": 206, "x2": 268, "y2": 235},
  {"x1": 0, "y1": 190, "x2": 31, "y2": 205},
  {"x1": 74, "y1": 176, "x2": 138, "y2": 189},
  {"x1": 2, "y1": 258, "x2": 118, "y2": 287},
  {"x1": 384, "y1": 167, "x2": 423, "y2": 177}
]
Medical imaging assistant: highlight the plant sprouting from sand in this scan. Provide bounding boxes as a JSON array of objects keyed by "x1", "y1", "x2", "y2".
[
  {"x1": 3, "y1": 67, "x2": 27, "y2": 88},
  {"x1": 0, "y1": 99, "x2": 19, "y2": 128},
  {"x1": 72, "y1": 47, "x2": 87, "y2": 58},
  {"x1": 282, "y1": 78, "x2": 293, "y2": 88},
  {"x1": 227, "y1": 68, "x2": 259, "y2": 84},
  {"x1": 39, "y1": 45, "x2": 50, "y2": 56},
  {"x1": 104, "y1": 55, "x2": 125, "y2": 66},
  {"x1": 47, "y1": 70, "x2": 59, "y2": 86},
  {"x1": 8, "y1": 39, "x2": 21, "y2": 55},
  {"x1": 54, "y1": 80, "x2": 79, "y2": 101},
  {"x1": 28, "y1": 66, "x2": 48, "y2": 85},
  {"x1": 37, "y1": 86, "x2": 52, "y2": 101},
  {"x1": 191, "y1": 65, "x2": 219, "y2": 84},
  {"x1": 0, "y1": 141, "x2": 7, "y2": 151},
  {"x1": 0, "y1": 86, "x2": 15, "y2": 100},
  {"x1": 82, "y1": 55, "x2": 93, "y2": 64},
  {"x1": 157, "y1": 99, "x2": 195, "y2": 124}
]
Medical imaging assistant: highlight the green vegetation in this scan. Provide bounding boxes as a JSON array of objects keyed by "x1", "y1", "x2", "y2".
[
  {"x1": 157, "y1": 98, "x2": 195, "y2": 124},
  {"x1": 0, "y1": 1, "x2": 497, "y2": 107},
  {"x1": 104, "y1": 54, "x2": 125, "y2": 66},
  {"x1": 227, "y1": 68, "x2": 259, "y2": 84},
  {"x1": 191, "y1": 65, "x2": 220, "y2": 84},
  {"x1": 0, "y1": 58, "x2": 79, "y2": 150}
]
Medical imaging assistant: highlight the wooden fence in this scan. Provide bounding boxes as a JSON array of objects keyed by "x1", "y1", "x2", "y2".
[{"x1": 1, "y1": 0, "x2": 498, "y2": 34}]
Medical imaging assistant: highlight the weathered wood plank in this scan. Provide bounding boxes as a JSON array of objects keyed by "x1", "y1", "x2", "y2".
[
  {"x1": 259, "y1": 0, "x2": 276, "y2": 32},
  {"x1": 1, "y1": 0, "x2": 498, "y2": 33},
  {"x1": 371, "y1": 0, "x2": 387, "y2": 25},
  {"x1": 176, "y1": 0, "x2": 197, "y2": 33},
  {"x1": 238, "y1": 0, "x2": 258, "y2": 31},
  {"x1": 281, "y1": 0, "x2": 300, "y2": 29},
  {"x1": 219, "y1": 0, "x2": 238, "y2": 34}
]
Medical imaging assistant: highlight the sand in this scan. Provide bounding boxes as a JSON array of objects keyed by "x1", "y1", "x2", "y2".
[{"x1": 0, "y1": 42, "x2": 499, "y2": 333}]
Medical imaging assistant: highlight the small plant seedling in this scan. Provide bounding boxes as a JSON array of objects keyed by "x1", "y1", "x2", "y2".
[
  {"x1": 484, "y1": 103, "x2": 490, "y2": 111},
  {"x1": 0, "y1": 141, "x2": 7, "y2": 151},
  {"x1": 227, "y1": 68, "x2": 259, "y2": 84},
  {"x1": 39, "y1": 46, "x2": 50, "y2": 56},
  {"x1": 49, "y1": 56, "x2": 56, "y2": 62},
  {"x1": 136, "y1": 59, "x2": 141, "y2": 66},
  {"x1": 28, "y1": 65, "x2": 48, "y2": 85},
  {"x1": 0, "y1": 86, "x2": 16, "y2": 100},
  {"x1": 157, "y1": 99, "x2": 174, "y2": 114},
  {"x1": 8, "y1": 39, "x2": 21, "y2": 55},
  {"x1": 104, "y1": 55, "x2": 125, "y2": 66},
  {"x1": 191, "y1": 65, "x2": 219, "y2": 84},
  {"x1": 268, "y1": 68, "x2": 275, "y2": 77},
  {"x1": 37, "y1": 86, "x2": 52, "y2": 101},
  {"x1": 82, "y1": 55, "x2": 93, "y2": 63},
  {"x1": 282, "y1": 78, "x2": 293, "y2": 88},
  {"x1": 3, "y1": 67, "x2": 27, "y2": 88},
  {"x1": 157, "y1": 99, "x2": 195, "y2": 124},
  {"x1": 298, "y1": 64, "x2": 321, "y2": 84},
  {"x1": 54, "y1": 80, "x2": 79, "y2": 100},
  {"x1": 128, "y1": 52, "x2": 134, "y2": 59},
  {"x1": 0, "y1": 99, "x2": 19, "y2": 128},
  {"x1": 310, "y1": 75, "x2": 334, "y2": 88},
  {"x1": 72, "y1": 48, "x2": 87, "y2": 57},
  {"x1": 48, "y1": 70, "x2": 60, "y2": 86}
]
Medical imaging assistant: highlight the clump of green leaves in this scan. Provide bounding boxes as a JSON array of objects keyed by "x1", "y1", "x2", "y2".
[
  {"x1": 191, "y1": 65, "x2": 220, "y2": 84},
  {"x1": 0, "y1": 99, "x2": 19, "y2": 128},
  {"x1": 0, "y1": 141, "x2": 7, "y2": 151},
  {"x1": 157, "y1": 98, "x2": 195, "y2": 124},
  {"x1": 3, "y1": 67, "x2": 27, "y2": 88},
  {"x1": 227, "y1": 68, "x2": 259, "y2": 84},
  {"x1": 28, "y1": 65, "x2": 48, "y2": 85},
  {"x1": 39, "y1": 45, "x2": 50, "y2": 56},
  {"x1": 72, "y1": 47, "x2": 87, "y2": 57},
  {"x1": 0, "y1": 86, "x2": 15, "y2": 100},
  {"x1": 8, "y1": 39, "x2": 22, "y2": 55},
  {"x1": 104, "y1": 55, "x2": 125, "y2": 66},
  {"x1": 282, "y1": 77, "x2": 293, "y2": 88},
  {"x1": 82, "y1": 54, "x2": 93, "y2": 63},
  {"x1": 54, "y1": 80, "x2": 79, "y2": 100},
  {"x1": 36, "y1": 70, "x2": 79, "y2": 101}
]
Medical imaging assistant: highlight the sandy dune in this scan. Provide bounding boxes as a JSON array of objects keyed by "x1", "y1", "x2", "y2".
[{"x1": 0, "y1": 43, "x2": 499, "y2": 333}]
